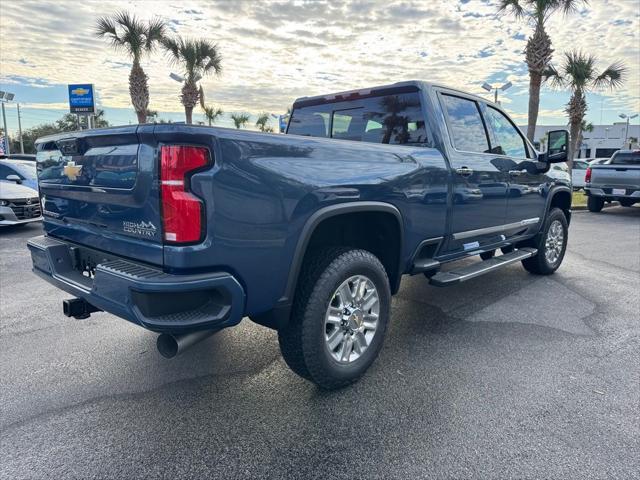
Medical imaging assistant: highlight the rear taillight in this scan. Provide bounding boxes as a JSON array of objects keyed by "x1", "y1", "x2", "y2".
[
  {"x1": 160, "y1": 145, "x2": 210, "y2": 244},
  {"x1": 585, "y1": 167, "x2": 592, "y2": 183}
]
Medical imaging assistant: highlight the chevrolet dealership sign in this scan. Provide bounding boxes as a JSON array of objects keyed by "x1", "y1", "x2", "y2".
[{"x1": 68, "y1": 84, "x2": 95, "y2": 114}]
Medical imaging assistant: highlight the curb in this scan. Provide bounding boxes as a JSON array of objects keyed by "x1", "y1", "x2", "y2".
[{"x1": 572, "y1": 202, "x2": 619, "y2": 212}]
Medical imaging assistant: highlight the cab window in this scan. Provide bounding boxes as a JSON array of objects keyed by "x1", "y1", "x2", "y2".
[
  {"x1": 289, "y1": 90, "x2": 429, "y2": 146},
  {"x1": 441, "y1": 94, "x2": 490, "y2": 153}
]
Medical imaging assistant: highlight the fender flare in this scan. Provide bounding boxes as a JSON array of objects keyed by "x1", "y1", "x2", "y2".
[
  {"x1": 279, "y1": 201, "x2": 404, "y2": 306},
  {"x1": 545, "y1": 185, "x2": 572, "y2": 224}
]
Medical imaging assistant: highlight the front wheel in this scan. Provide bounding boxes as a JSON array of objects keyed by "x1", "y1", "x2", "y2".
[
  {"x1": 587, "y1": 196, "x2": 604, "y2": 212},
  {"x1": 619, "y1": 199, "x2": 636, "y2": 207},
  {"x1": 521, "y1": 208, "x2": 568, "y2": 275},
  {"x1": 278, "y1": 247, "x2": 391, "y2": 390}
]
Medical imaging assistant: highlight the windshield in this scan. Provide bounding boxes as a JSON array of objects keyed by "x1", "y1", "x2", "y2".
[{"x1": 610, "y1": 151, "x2": 640, "y2": 165}]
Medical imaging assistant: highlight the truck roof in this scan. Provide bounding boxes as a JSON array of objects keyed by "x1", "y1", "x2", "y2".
[{"x1": 291, "y1": 80, "x2": 490, "y2": 108}]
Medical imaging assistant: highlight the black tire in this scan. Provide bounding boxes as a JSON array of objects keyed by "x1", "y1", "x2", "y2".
[
  {"x1": 587, "y1": 196, "x2": 604, "y2": 212},
  {"x1": 480, "y1": 250, "x2": 495, "y2": 260},
  {"x1": 521, "y1": 208, "x2": 568, "y2": 275},
  {"x1": 278, "y1": 247, "x2": 391, "y2": 390},
  {"x1": 501, "y1": 245, "x2": 514, "y2": 254},
  {"x1": 619, "y1": 199, "x2": 635, "y2": 207}
]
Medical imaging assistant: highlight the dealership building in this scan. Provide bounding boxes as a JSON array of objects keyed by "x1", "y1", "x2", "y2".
[{"x1": 527, "y1": 123, "x2": 640, "y2": 159}]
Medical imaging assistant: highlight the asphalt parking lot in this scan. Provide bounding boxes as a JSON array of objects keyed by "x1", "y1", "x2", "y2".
[{"x1": 1, "y1": 207, "x2": 639, "y2": 480}]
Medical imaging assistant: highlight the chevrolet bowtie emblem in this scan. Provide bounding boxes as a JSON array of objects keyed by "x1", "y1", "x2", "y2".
[{"x1": 62, "y1": 161, "x2": 82, "y2": 181}]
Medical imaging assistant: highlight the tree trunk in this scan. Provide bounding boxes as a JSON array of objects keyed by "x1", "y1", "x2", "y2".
[
  {"x1": 524, "y1": 22, "x2": 553, "y2": 143},
  {"x1": 526, "y1": 71, "x2": 542, "y2": 143},
  {"x1": 568, "y1": 120, "x2": 582, "y2": 175},
  {"x1": 181, "y1": 82, "x2": 199, "y2": 124},
  {"x1": 129, "y1": 59, "x2": 149, "y2": 124},
  {"x1": 566, "y1": 91, "x2": 588, "y2": 176}
]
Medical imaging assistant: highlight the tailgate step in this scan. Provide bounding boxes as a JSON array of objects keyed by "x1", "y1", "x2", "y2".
[{"x1": 429, "y1": 247, "x2": 537, "y2": 286}]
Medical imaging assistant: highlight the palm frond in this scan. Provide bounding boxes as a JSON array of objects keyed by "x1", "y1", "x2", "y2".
[
  {"x1": 162, "y1": 36, "x2": 222, "y2": 81},
  {"x1": 95, "y1": 11, "x2": 162, "y2": 60},
  {"x1": 497, "y1": 0, "x2": 525, "y2": 18},
  {"x1": 558, "y1": 0, "x2": 588, "y2": 15},
  {"x1": 231, "y1": 113, "x2": 250, "y2": 129},
  {"x1": 161, "y1": 36, "x2": 181, "y2": 64},
  {"x1": 562, "y1": 50, "x2": 595, "y2": 90},
  {"x1": 593, "y1": 61, "x2": 626, "y2": 90},
  {"x1": 145, "y1": 18, "x2": 166, "y2": 51},
  {"x1": 95, "y1": 16, "x2": 125, "y2": 49},
  {"x1": 95, "y1": 16, "x2": 118, "y2": 38},
  {"x1": 543, "y1": 63, "x2": 564, "y2": 88}
]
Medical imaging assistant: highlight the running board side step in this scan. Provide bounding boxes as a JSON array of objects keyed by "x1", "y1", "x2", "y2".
[{"x1": 429, "y1": 248, "x2": 537, "y2": 286}]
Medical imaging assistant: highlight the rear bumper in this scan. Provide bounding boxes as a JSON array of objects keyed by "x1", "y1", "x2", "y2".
[
  {"x1": 27, "y1": 235, "x2": 246, "y2": 333},
  {"x1": 585, "y1": 186, "x2": 640, "y2": 199}
]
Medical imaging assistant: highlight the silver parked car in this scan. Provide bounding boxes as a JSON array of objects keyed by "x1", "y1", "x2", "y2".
[{"x1": 0, "y1": 181, "x2": 42, "y2": 226}]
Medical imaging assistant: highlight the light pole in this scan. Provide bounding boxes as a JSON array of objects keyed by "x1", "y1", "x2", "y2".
[
  {"x1": 16, "y1": 103, "x2": 24, "y2": 153},
  {"x1": 0, "y1": 90, "x2": 15, "y2": 155},
  {"x1": 619, "y1": 113, "x2": 638, "y2": 148},
  {"x1": 481, "y1": 81, "x2": 512, "y2": 105}
]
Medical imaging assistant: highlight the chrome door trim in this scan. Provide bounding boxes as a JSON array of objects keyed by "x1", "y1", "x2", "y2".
[{"x1": 452, "y1": 217, "x2": 540, "y2": 240}]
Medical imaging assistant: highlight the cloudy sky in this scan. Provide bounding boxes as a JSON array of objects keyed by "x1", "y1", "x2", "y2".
[{"x1": 1, "y1": 0, "x2": 639, "y2": 134}]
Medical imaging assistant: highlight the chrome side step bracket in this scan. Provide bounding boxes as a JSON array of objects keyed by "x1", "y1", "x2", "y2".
[{"x1": 429, "y1": 248, "x2": 537, "y2": 287}]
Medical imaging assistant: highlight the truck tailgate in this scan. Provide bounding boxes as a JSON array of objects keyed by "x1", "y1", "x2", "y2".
[
  {"x1": 35, "y1": 125, "x2": 163, "y2": 266},
  {"x1": 590, "y1": 165, "x2": 640, "y2": 190}
]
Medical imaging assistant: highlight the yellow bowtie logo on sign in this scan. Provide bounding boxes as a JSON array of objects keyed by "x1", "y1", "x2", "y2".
[{"x1": 71, "y1": 87, "x2": 89, "y2": 96}]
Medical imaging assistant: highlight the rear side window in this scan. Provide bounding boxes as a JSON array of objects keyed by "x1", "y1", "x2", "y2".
[
  {"x1": 287, "y1": 106, "x2": 331, "y2": 138},
  {"x1": 441, "y1": 94, "x2": 489, "y2": 154},
  {"x1": 288, "y1": 91, "x2": 429, "y2": 146},
  {"x1": 610, "y1": 151, "x2": 640, "y2": 165}
]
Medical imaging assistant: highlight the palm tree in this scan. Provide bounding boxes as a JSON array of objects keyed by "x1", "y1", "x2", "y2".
[
  {"x1": 545, "y1": 50, "x2": 625, "y2": 171},
  {"x1": 96, "y1": 12, "x2": 165, "y2": 124},
  {"x1": 498, "y1": 0, "x2": 586, "y2": 142},
  {"x1": 203, "y1": 106, "x2": 223, "y2": 126},
  {"x1": 231, "y1": 113, "x2": 250, "y2": 129},
  {"x1": 93, "y1": 109, "x2": 110, "y2": 128},
  {"x1": 162, "y1": 36, "x2": 222, "y2": 124},
  {"x1": 255, "y1": 113, "x2": 273, "y2": 132}
]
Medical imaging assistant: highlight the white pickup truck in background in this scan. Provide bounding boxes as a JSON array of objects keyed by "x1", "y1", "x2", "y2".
[{"x1": 585, "y1": 150, "x2": 640, "y2": 212}]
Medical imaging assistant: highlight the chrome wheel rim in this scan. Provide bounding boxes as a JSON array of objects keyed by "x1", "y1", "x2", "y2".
[
  {"x1": 544, "y1": 220, "x2": 564, "y2": 265},
  {"x1": 324, "y1": 275, "x2": 380, "y2": 364}
]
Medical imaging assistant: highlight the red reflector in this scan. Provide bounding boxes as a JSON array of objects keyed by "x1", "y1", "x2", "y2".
[
  {"x1": 585, "y1": 167, "x2": 592, "y2": 183},
  {"x1": 160, "y1": 146, "x2": 209, "y2": 244}
]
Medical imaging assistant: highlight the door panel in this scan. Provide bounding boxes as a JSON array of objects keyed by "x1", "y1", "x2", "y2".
[
  {"x1": 439, "y1": 94, "x2": 509, "y2": 253},
  {"x1": 482, "y1": 105, "x2": 546, "y2": 232}
]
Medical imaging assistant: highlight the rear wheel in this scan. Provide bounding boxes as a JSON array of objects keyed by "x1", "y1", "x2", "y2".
[
  {"x1": 619, "y1": 199, "x2": 635, "y2": 207},
  {"x1": 278, "y1": 247, "x2": 391, "y2": 390},
  {"x1": 587, "y1": 196, "x2": 604, "y2": 212},
  {"x1": 522, "y1": 208, "x2": 568, "y2": 275}
]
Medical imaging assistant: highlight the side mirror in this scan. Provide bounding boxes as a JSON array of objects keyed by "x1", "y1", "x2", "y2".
[
  {"x1": 6, "y1": 174, "x2": 22, "y2": 184},
  {"x1": 545, "y1": 130, "x2": 569, "y2": 163}
]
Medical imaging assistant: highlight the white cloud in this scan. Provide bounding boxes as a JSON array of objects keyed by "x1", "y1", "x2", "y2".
[{"x1": 1, "y1": 0, "x2": 638, "y2": 122}]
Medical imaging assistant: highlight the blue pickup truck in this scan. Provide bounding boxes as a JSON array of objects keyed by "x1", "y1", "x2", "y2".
[{"x1": 29, "y1": 81, "x2": 571, "y2": 389}]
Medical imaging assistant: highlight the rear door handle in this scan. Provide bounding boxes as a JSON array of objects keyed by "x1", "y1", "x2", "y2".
[
  {"x1": 509, "y1": 170, "x2": 523, "y2": 176},
  {"x1": 456, "y1": 167, "x2": 474, "y2": 177}
]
